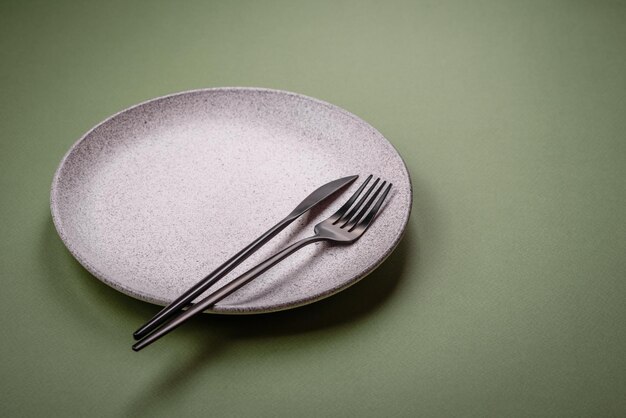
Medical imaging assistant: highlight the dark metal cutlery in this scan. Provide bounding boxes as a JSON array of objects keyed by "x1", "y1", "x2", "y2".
[{"x1": 133, "y1": 175, "x2": 391, "y2": 351}]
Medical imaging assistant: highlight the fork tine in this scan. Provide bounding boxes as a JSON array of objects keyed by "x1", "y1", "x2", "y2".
[
  {"x1": 337, "y1": 177, "x2": 380, "y2": 226},
  {"x1": 328, "y1": 174, "x2": 372, "y2": 223},
  {"x1": 351, "y1": 182, "x2": 392, "y2": 232},
  {"x1": 344, "y1": 180, "x2": 386, "y2": 229}
]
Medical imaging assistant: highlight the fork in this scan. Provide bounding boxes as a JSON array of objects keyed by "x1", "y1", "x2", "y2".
[{"x1": 132, "y1": 175, "x2": 392, "y2": 351}]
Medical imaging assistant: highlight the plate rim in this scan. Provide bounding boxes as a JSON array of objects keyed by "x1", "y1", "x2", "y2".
[{"x1": 50, "y1": 86, "x2": 413, "y2": 314}]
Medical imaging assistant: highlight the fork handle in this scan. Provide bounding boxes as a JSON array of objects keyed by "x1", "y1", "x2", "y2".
[
  {"x1": 132, "y1": 217, "x2": 295, "y2": 340},
  {"x1": 132, "y1": 235, "x2": 324, "y2": 351}
]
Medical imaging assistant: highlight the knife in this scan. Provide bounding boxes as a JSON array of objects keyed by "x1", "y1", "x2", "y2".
[{"x1": 133, "y1": 174, "x2": 358, "y2": 340}]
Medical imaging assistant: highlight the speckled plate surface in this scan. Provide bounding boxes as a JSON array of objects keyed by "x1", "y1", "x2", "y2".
[{"x1": 51, "y1": 87, "x2": 412, "y2": 314}]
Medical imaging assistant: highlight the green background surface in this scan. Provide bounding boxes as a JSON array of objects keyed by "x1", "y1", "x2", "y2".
[{"x1": 1, "y1": 0, "x2": 625, "y2": 416}]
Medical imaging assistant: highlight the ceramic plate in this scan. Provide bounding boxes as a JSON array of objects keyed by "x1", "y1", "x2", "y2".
[{"x1": 51, "y1": 88, "x2": 412, "y2": 313}]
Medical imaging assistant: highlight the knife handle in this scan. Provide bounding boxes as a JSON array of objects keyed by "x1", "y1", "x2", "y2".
[
  {"x1": 132, "y1": 235, "x2": 322, "y2": 351},
  {"x1": 132, "y1": 216, "x2": 294, "y2": 340}
]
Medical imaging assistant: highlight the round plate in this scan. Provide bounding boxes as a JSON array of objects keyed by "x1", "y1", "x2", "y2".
[{"x1": 51, "y1": 88, "x2": 412, "y2": 314}]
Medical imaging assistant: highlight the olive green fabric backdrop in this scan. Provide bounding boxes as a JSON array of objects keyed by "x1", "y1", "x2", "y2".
[{"x1": 1, "y1": 0, "x2": 625, "y2": 416}]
